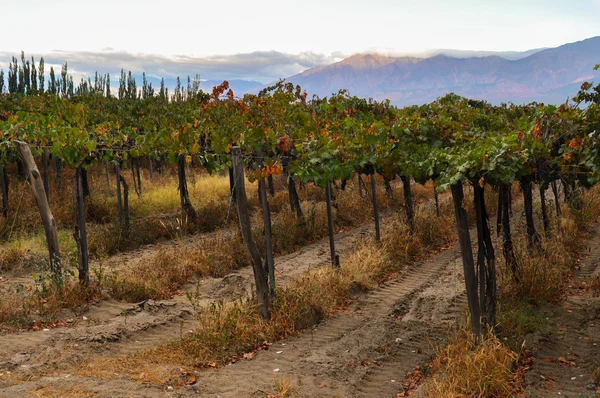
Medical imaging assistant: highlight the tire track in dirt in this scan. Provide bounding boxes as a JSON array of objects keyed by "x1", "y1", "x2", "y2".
[
  {"x1": 0, "y1": 214, "x2": 380, "y2": 377},
  {"x1": 525, "y1": 223, "x2": 600, "y2": 397},
  {"x1": 0, "y1": 192, "x2": 446, "y2": 397},
  {"x1": 187, "y1": 243, "x2": 467, "y2": 398}
]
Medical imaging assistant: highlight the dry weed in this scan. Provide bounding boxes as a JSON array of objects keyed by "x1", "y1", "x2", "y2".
[{"x1": 426, "y1": 330, "x2": 521, "y2": 398}]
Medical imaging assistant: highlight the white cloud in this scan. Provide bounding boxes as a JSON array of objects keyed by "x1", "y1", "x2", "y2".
[{"x1": 0, "y1": 49, "x2": 342, "y2": 84}]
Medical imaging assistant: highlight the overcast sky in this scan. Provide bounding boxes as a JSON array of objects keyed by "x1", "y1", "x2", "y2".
[{"x1": 1, "y1": 0, "x2": 599, "y2": 82}]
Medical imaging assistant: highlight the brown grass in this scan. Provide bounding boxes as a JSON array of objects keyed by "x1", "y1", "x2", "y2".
[
  {"x1": 499, "y1": 185, "x2": 600, "y2": 303},
  {"x1": 0, "y1": 278, "x2": 101, "y2": 330},
  {"x1": 74, "y1": 202, "x2": 456, "y2": 387},
  {"x1": 425, "y1": 330, "x2": 522, "y2": 398}
]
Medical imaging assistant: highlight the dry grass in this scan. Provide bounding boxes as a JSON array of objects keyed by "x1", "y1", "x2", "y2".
[
  {"x1": 269, "y1": 377, "x2": 302, "y2": 398},
  {"x1": 425, "y1": 330, "x2": 522, "y2": 398},
  {"x1": 0, "y1": 278, "x2": 101, "y2": 330},
  {"x1": 0, "y1": 166, "x2": 240, "y2": 270},
  {"x1": 28, "y1": 384, "x2": 99, "y2": 398},
  {"x1": 163, "y1": 239, "x2": 392, "y2": 367},
  {"x1": 382, "y1": 204, "x2": 455, "y2": 266},
  {"x1": 100, "y1": 233, "x2": 253, "y2": 303},
  {"x1": 499, "y1": 185, "x2": 600, "y2": 303},
  {"x1": 100, "y1": 173, "x2": 432, "y2": 304},
  {"x1": 75, "y1": 241, "x2": 391, "y2": 381},
  {"x1": 74, "y1": 200, "x2": 456, "y2": 387}
]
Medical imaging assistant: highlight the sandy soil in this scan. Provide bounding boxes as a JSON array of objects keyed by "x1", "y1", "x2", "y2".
[
  {"x1": 524, "y1": 223, "x2": 600, "y2": 397},
  {"x1": 0, "y1": 193, "x2": 475, "y2": 398}
]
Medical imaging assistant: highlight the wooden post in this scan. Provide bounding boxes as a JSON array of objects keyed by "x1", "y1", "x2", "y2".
[
  {"x1": 0, "y1": 165, "x2": 8, "y2": 218},
  {"x1": 450, "y1": 183, "x2": 481, "y2": 339},
  {"x1": 473, "y1": 183, "x2": 496, "y2": 329},
  {"x1": 228, "y1": 166, "x2": 237, "y2": 204},
  {"x1": 326, "y1": 181, "x2": 338, "y2": 267},
  {"x1": 267, "y1": 174, "x2": 275, "y2": 197},
  {"x1": 115, "y1": 163, "x2": 123, "y2": 225},
  {"x1": 14, "y1": 141, "x2": 61, "y2": 281},
  {"x1": 131, "y1": 157, "x2": 140, "y2": 198},
  {"x1": 178, "y1": 154, "x2": 196, "y2": 221},
  {"x1": 401, "y1": 175, "x2": 414, "y2": 232},
  {"x1": 370, "y1": 173, "x2": 381, "y2": 242},
  {"x1": 135, "y1": 158, "x2": 142, "y2": 196},
  {"x1": 520, "y1": 176, "x2": 540, "y2": 249},
  {"x1": 551, "y1": 180, "x2": 561, "y2": 217},
  {"x1": 540, "y1": 185, "x2": 549, "y2": 235},
  {"x1": 383, "y1": 177, "x2": 393, "y2": 197},
  {"x1": 74, "y1": 166, "x2": 89, "y2": 285},
  {"x1": 258, "y1": 173, "x2": 275, "y2": 296},
  {"x1": 496, "y1": 187, "x2": 503, "y2": 236},
  {"x1": 232, "y1": 147, "x2": 270, "y2": 319},
  {"x1": 286, "y1": 172, "x2": 303, "y2": 218},
  {"x1": 119, "y1": 174, "x2": 130, "y2": 232},
  {"x1": 500, "y1": 185, "x2": 517, "y2": 276}
]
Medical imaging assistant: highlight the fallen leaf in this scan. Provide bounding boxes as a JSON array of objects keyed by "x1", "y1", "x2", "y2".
[{"x1": 185, "y1": 374, "x2": 197, "y2": 385}]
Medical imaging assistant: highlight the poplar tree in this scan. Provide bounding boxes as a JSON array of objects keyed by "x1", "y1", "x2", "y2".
[
  {"x1": 0, "y1": 69, "x2": 4, "y2": 93},
  {"x1": 38, "y1": 57, "x2": 45, "y2": 93},
  {"x1": 17, "y1": 65, "x2": 25, "y2": 94},
  {"x1": 21, "y1": 52, "x2": 31, "y2": 94},
  {"x1": 49, "y1": 66, "x2": 57, "y2": 95},
  {"x1": 159, "y1": 78, "x2": 166, "y2": 101},
  {"x1": 118, "y1": 69, "x2": 126, "y2": 99},
  {"x1": 31, "y1": 56, "x2": 38, "y2": 93},
  {"x1": 8, "y1": 57, "x2": 18, "y2": 94},
  {"x1": 127, "y1": 71, "x2": 137, "y2": 99},
  {"x1": 60, "y1": 62, "x2": 68, "y2": 96}
]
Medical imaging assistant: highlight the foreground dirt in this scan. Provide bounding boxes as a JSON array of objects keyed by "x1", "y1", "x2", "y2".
[
  {"x1": 524, "y1": 223, "x2": 600, "y2": 397},
  {"x1": 0, "y1": 206, "x2": 470, "y2": 397}
]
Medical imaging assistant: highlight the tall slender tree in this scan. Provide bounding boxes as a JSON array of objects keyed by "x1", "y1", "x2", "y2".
[
  {"x1": 60, "y1": 62, "x2": 68, "y2": 97},
  {"x1": 30, "y1": 56, "x2": 38, "y2": 93},
  {"x1": 118, "y1": 69, "x2": 126, "y2": 99},
  {"x1": 159, "y1": 78, "x2": 166, "y2": 101},
  {"x1": 49, "y1": 66, "x2": 57, "y2": 95},
  {"x1": 105, "y1": 73, "x2": 111, "y2": 97},
  {"x1": 38, "y1": 57, "x2": 45, "y2": 94}
]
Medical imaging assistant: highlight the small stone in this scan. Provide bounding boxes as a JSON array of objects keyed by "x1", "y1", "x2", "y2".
[
  {"x1": 274, "y1": 368, "x2": 280, "y2": 372},
  {"x1": 167, "y1": 386, "x2": 173, "y2": 391}
]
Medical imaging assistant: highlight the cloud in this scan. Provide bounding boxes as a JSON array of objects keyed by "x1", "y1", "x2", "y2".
[{"x1": 0, "y1": 49, "x2": 344, "y2": 85}]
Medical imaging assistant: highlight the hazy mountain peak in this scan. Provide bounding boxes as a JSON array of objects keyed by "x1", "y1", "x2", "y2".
[{"x1": 283, "y1": 36, "x2": 600, "y2": 106}]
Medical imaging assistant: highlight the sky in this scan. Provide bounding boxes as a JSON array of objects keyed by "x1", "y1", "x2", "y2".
[{"x1": 1, "y1": 0, "x2": 599, "y2": 82}]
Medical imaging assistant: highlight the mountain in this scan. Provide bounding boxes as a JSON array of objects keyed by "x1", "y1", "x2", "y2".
[
  {"x1": 363, "y1": 47, "x2": 546, "y2": 60},
  {"x1": 284, "y1": 37, "x2": 600, "y2": 106}
]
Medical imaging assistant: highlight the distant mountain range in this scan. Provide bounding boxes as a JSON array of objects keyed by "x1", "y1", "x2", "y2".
[{"x1": 280, "y1": 37, "x2": 600, "y2": 106}]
